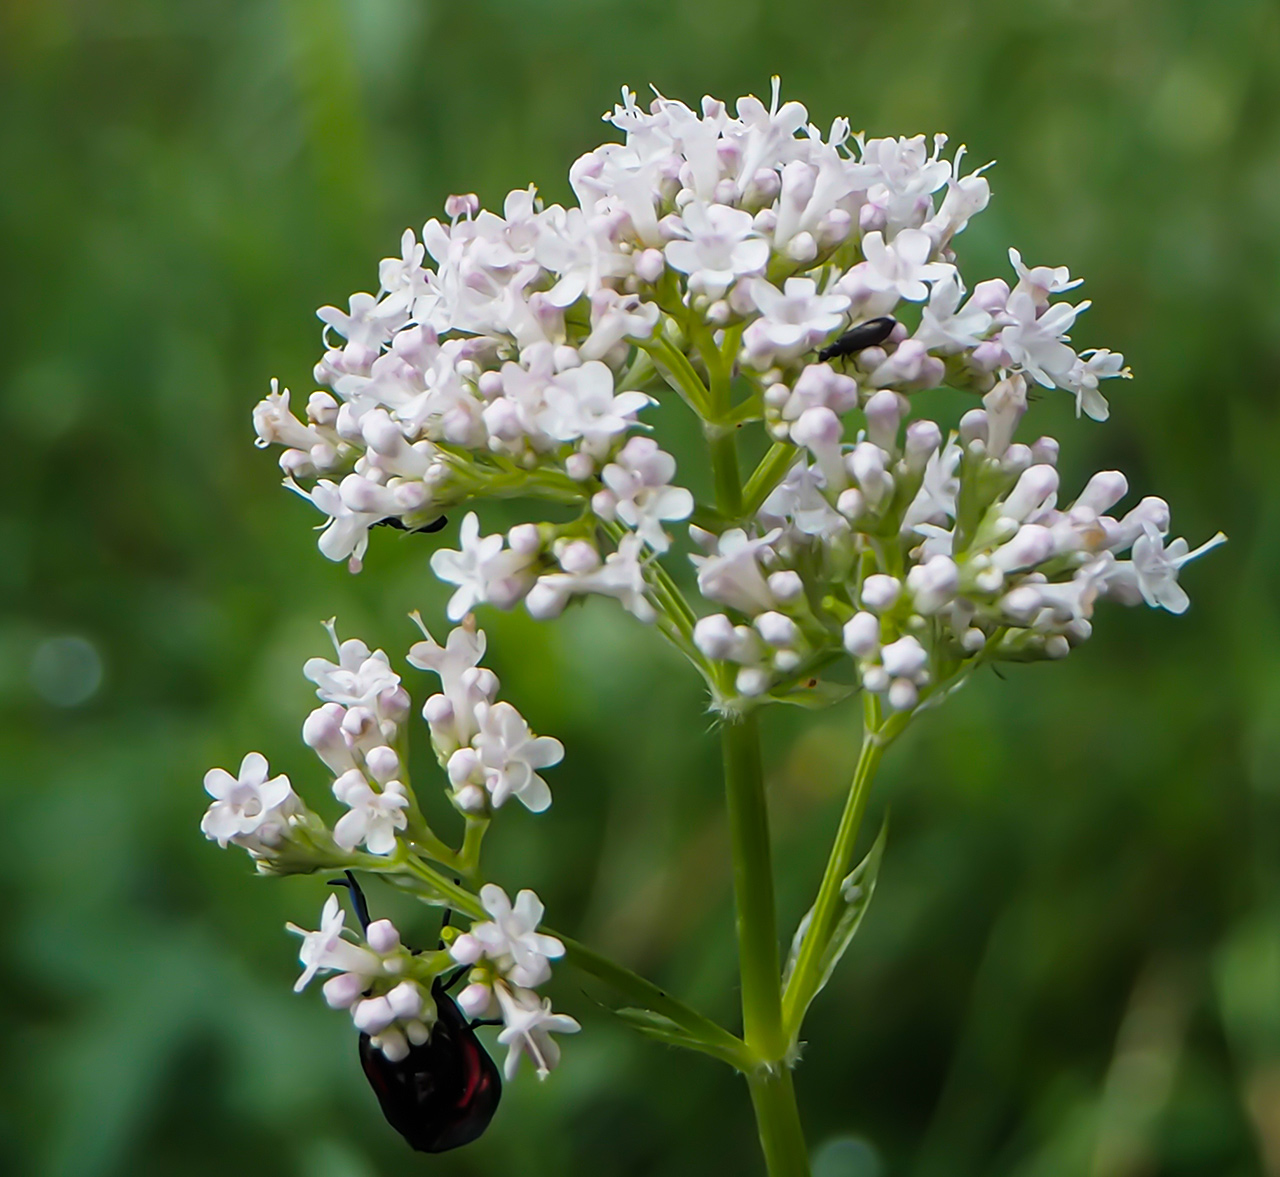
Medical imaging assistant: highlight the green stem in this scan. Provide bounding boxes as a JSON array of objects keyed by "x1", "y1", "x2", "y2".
[
  {"x1": 721, "y1": 711, "x2": 786, "y2": 1061},
  {"x1": 748, "y1": 1069, "x2": 811, "y2": 1177},
  {"x1": 712, "y1": 433, "x2": 744, "y2": 515},
  {"x1": 781, "y1": 696, "x2": 888, "y2": 1037}
]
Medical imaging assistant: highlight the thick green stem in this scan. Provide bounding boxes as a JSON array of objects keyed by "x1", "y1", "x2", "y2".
[
  {"x1": 712, "y1": 432, "x2": 744, "y2": 515},
  {"x1": 781, "y1": 697, "x2": 888, "y2": 1037},
  {"x1": 748, "y1": 1069, "x2": 811, "y2": 1177},
  {"x1": 721, "y1": 712, "x2": 786, "y2": 1061}
]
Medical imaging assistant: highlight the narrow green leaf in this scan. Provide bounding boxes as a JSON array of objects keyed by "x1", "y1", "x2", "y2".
[
  {"x1": 612, "y1": 1008, "x2": 746, "y2": 1068},
  {"x1": 782, "y1": 819, "x2": 888, "y2": 1024}
]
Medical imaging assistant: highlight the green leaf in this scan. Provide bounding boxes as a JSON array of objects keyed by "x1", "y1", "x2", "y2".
[
  {"x1": 612, "y1": 1008, "x2": 746, "y2": 1068},
  {"x1": 782, "y1": 819, "x2": 888, "y2": 1028}
]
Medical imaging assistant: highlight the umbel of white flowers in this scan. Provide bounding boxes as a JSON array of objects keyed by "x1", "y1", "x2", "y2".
[
  {"x1": 202, "y1": 617, "x2": 580, "y2": 1075},
  {"x1": 226, "y1": 77, "x2": 1225, "y2": 1088}
]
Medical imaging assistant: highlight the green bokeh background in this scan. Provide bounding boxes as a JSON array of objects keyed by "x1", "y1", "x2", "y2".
[{"x1": 2, "y1": 1, "x2": 1278, "y2": 1174}]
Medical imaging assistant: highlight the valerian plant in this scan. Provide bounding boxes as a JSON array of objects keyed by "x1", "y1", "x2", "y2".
[{"x1": 204, "y1": 79, "x2": 1225, "y2": 1175}]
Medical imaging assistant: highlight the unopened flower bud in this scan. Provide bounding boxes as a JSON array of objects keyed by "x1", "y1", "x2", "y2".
[
  {"x1": 736, "y1": 666, "x2": 771, "y2": 696},
  {"x1": 881, "y1": 636, "x2": 928, "y2": 679},
  {"x1": 887, "y1": 678, "x2": 919, "y2": 711},
  {"x1": 992, "y1": 523, "x2": 1055, "y2": 572},
  {"x1": 864, "y1": 390, "x2": 904, "y2": 453},
  {"x1": 904, "y1": 419, "x2": 942, "y2": 471},
  {"x1": 634, "y1": 248, "x2": 665, "y2": 284},
  {"x1": 386, "y1": 981, "x2": 423, "y2": 1020},
  {"x1": 457, "y1": 982, "x2": 493, "y2": 1019},
  {"x1": 861, "y1": 665, "x2": 890, "y2": 693},
  {"x1": 353, "y1": 996, "x2": 396, "y2": 1035},
  {"x1": 907, "y1": 555, "x2": 959, "y2": 614},
  {"x1": 694, "y1": 614, "x2": 739, "y2": 660},
  {"x1": 1002, "y1": 465, "x2": 1059, "y2": 523},
  {"x1": 1075, "y1": 470, "x2": 1128, "y2": 515},
  {"x1": 366, "y1": 918, "x2": 400, "y2": 955},
  {"x1": 755, "y1": 612, "x2": 799, "y2": 647},
  {"x1": 861, "y1": 574, "x2": 901, "y2": 612},
  {"x1": 836, "y1": 488, "x2": 865, "y2": 520},
  {"x1": 842, "y1": 612, "x2": 880, "y2": 657},
  {"x1": 508, "y1": 522, "x2": 542, "y2": 554},
  {"x1": 448, "y1": 748, "x2": 481, "y2": 785},
  {"x1": 958, "y1": 409, "x2": 988, "y2": 446},
  {"x1": 767, "y1": 570, "x2": 804, "y2": 604},
  {"x1": 323, "y1": 972, "x2": 367, "y2": 1010},
  {"x1": 365, "y1": 745, "x2": 400, "y2": 784}
]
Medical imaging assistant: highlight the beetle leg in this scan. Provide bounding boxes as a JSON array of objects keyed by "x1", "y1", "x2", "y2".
[
  {"x1": 469, "y1": 1018, "x2": 502, "y2": 1028},
  {"x1": 440, "y1": 964, "x2": 470, "y2": 993}
]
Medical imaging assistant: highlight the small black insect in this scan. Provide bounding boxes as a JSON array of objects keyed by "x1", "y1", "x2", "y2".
[
  {"x1": 817, "y1": 316, "x2": 898, "y2": 362},
  {"x1": 371, "y1": 514, "x2": 449, "y2": 534},
  {"x1": 330, "y1": 873, "x2": 502, "y2": 1153}
]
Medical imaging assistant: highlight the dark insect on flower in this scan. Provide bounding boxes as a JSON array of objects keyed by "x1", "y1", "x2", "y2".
[
  {"x1": 817, "y1": 316, "x2": 898, "y2": 362},
  {"x1": 330, "y1": 873, "x2": 502, "y2": 1153},
  {"x1": 371, "y1": 514, "x2": 449, "y2": 534}
]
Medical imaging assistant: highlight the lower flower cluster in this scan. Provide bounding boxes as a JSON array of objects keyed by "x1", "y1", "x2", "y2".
[{"x1": 200, "y1": 617, "x2": 578, "y2": 1076}]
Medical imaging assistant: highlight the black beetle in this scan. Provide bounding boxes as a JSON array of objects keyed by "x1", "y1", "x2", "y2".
[
  {"x1": 331, "y1": 873, "x2": 502, "y2": 1153},
  {"x1": 817, "y1": 316, "x2": 898, "y2": 362}
]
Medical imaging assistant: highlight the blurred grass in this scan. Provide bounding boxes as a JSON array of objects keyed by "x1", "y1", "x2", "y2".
[{"x1": 1, "y1": 1, "x2": 1278, "y2": 1174}]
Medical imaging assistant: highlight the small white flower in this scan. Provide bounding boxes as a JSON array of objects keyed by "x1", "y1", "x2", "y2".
[
  {"x1": 332, "y1": 771, "x2": 410, "y2": 854},
  {"x1": 1008, "y1": 247, "x2": 1083, "y2": 309},
  {"x1": 664, "y1": 201, "x2": 770, "y2": 297},
  {"x1": 407, "y1": 619, "x2": 495, "y2": 745},
  {"x1": 430, "y1": 513, "x2": 533, "y2": 620},
  {"x1": 691, "y1": 528, "x2": 782, "y2": 615},
  {"x1": 473, "y1": 701, "x2": 564, "y2": 811},
  {"x1": 303, "y1": 621, "x2": 400, "y2": 709},
  {"x1": 839, "y1": 229, "x2": 954, "y2": 313},
  {"x1": 527, "y1": 534, "x2": 656, "y2": 622},
  {"x1": 1063, "y1": 349, "x2": 1130, "y2": 422},
  {"x1": 289, "y1": 478, "x2": 380, "y2": 572},
  {"x1": 999, "y1": 290, "x2": 1089, "y2": 389},
  {"x1": 600, "y1": 438, "x2": 694, "y2": 553},
  {"x1": 913, "y1": 271, "x2": 993, "y2": 353},
  {"x1": 494, "y1": 982, "x2": 581, "y2": 1081},
  {"x1": 286, "y1": 894, "x2": 381, "y2": 993},
  {"x1": 452, "y1": 884, "x2": 565, "y2": 988},
  {"x1": 538, "y1": 361, "x2": 653, "y2": 452},
  {"x1": 1130, "y1": 523, "x2": 1227, "y2": 614},
  {"x1": 317, "y1": 291, "x2": 409, "y2": 350},
  {"x1": 201, "y1": 752, "x2": 296, "y2": 849},
  {"x1": 742, "y1": 277, "x2": 850, "y2": 367}
]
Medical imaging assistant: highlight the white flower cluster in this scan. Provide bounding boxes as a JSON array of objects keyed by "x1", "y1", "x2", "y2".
[
  {"x1": 694, "y1": 373, "x2": 1224, "y2": 706},
  {"x1": 285, "y1": 885, "x2": 577, "y2": 1077},
  {"x1": 408, "y1": 615, "x2": 564, "y2": 812},
  {"x1": 201, "y1": 617, "x2": 576, "y2": 1073},
  {"x1": 449, "y1": 884, "x2": 580, "y2": 1080}
]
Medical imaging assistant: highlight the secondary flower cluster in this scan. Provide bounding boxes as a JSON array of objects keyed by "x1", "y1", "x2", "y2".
[
  {"x1": 692, "y1": 374, "x2": 1225, "y2": 708},
  {"x1": 200, "y1": 618, "x2": 577, "y2": 1074}
]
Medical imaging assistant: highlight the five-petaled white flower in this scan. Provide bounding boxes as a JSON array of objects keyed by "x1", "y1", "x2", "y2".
[
  {"x1": 494, "y1": 982, "x2": 581, "y2": 1081},
  {"x1": 742, "y1": 277, "x2": 850, "y2": 367},
  {"x1": 474, "y1": 701, "x2": 564, "y2": 811},
  {"x1": 332, "y1": 771, "x2": 410, "y2": 854},
  {"x1": 304, "y1": 621, "x2": 400, "y2": 708},
  {"x1": 430, "y1": 513, "x2": 525, "y2": 621},
  {"x1": 691, "y1": 528, "x2": 783, "y2": 614},
  {"x1": 286, "y1": 894, "x2": 381, "y2": 992},
  {"x1": 664, "y1": 202, "x2": 770, "y2": 297},
  {"x1": 201, "y1": 752, "x2": 296, "y2": 849},
  {"x1": 1130, "y1": 523, "x2": 1227, "y2": 614},
  {"x1": 599, "y1": 438, "x2": 694, "y2": 553},
  {"x1": 450, "y1": 884, "x2": 565, "y2": 988}
]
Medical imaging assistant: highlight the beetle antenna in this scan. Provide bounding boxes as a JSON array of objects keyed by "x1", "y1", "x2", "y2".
[
  {"x1": 328, "y1": 870, "x2": 372, "y2": 933},
  {"x1": 469, "y1": 1018, "x2": 502, "y2": 1028}
]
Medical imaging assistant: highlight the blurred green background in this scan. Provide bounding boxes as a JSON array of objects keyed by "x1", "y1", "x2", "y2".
[{"x1": 2, "y1": 1, "x2": 1277, "y2": 1174}]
